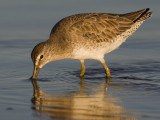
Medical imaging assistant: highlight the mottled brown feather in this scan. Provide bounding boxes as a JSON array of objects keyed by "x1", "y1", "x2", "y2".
[
  {"x1": 67, "y1": 13, "x2": 133, "y2": 44},
  {"x1": 49, "y1": 8, "x2": 151, "y2": 46}
]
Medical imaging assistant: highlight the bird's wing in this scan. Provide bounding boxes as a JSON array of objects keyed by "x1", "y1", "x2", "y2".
[
  {"x1": 68, "y1": 13, "x2": 134, "y2": 43},
  {"x1": 120, "y1": 8, "x2": 151, "y2": 22}
]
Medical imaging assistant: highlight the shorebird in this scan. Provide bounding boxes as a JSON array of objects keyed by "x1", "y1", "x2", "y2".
[{"x1": 31, "y1": 8, "x2": 152, "y2": 79}]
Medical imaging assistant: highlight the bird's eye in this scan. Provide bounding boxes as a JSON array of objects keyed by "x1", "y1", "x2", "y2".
[{"x1": 40, "y1": 55, "x2": 43, "y2": 59}]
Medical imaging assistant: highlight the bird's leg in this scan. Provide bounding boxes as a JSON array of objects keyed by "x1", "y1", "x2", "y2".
[
  {"x1": 79, "y1": 60, "x2": 85, "y2": 77},
  {"x1": 100, "y1": 59, "x2": 111, "y2": 78}
]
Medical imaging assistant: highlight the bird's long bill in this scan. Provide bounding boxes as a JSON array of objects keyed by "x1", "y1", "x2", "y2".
[{"x1": 31, "y1": 65, "x2": 41, "y2": 80}]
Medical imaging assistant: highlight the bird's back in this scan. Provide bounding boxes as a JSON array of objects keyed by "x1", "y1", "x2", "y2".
[{"x1": 48, "y1": 8, "x2": 152, "y2": 59}]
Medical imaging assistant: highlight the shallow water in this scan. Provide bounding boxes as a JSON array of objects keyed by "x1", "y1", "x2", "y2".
[{"x1": 0, "y1": 0, "x2": 160, "y2": 120}]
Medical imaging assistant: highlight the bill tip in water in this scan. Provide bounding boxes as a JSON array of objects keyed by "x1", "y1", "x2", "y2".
[{"x1": 31, "y1": 66, "x2": 41, "y2": 80}]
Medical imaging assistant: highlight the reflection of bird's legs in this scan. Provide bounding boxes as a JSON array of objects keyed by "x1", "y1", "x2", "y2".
[
  {"x1": 79, "y1": 59, "x2": 85, "y2": 77},
  {"x1": 79, "y1": 75, "x2": 111, "y2": 96},
  {"x1": 99, "y1": 59, "x2": 111, "y2": 78},
  {"x1": 99, "y1": 77, "x2": 111, "y2": 95},
  {"x1": 79, "y1": 77, "x2": 85, "y2": 95}
]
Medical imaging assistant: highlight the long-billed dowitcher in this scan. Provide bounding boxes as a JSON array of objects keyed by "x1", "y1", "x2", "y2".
[{"x1": 31, "y1": 8, "x2": 152, "y2": 79}]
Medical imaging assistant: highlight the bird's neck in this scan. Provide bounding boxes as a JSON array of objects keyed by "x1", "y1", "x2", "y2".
[{"x1": 45, "y1": 40, "x2": 73, "y2": 61}]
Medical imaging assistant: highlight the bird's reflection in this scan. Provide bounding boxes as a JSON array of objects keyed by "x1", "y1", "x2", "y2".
[{"x1": 31, "y1": 77, "x2": 136, "y2": 120}]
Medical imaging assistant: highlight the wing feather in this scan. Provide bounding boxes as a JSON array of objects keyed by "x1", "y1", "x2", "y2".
[{"x1": 68, "y1": 13, "x2": 134, "y2": 43}]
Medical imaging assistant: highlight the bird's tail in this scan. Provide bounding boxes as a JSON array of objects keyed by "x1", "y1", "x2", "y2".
[{"x1": 120, "y1": 8, "x2": 152, "y2": 23}]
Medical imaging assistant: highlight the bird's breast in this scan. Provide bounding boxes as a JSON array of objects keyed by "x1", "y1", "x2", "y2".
[{"x1": 72, "y1": 47, "x2": 106, "y2": 60}]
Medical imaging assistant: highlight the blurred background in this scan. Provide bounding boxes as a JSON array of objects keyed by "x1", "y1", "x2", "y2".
[{"x1": 0, "y1": 0, "x2": 159, "y2": 41}]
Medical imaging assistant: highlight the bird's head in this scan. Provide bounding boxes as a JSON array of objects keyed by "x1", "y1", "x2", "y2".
[{"x1": 31, "y1": 42, "x2": 52, "y2": 79}]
